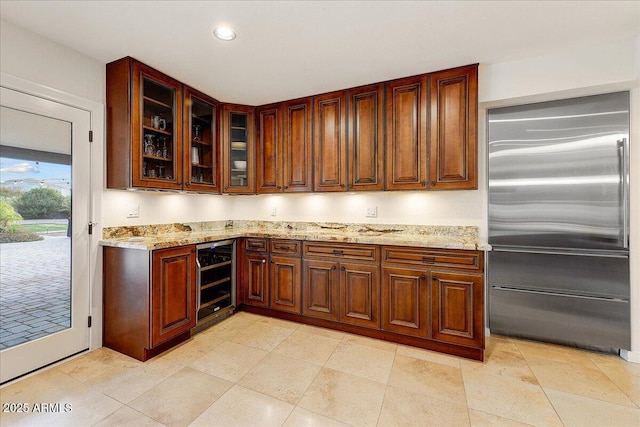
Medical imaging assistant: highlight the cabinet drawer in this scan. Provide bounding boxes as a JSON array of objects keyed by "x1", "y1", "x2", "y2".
[
  {"x1": 270, "y1": 239, "x2": 302, "y2": 256},
  {"x1": 246, "y1": 238, "x2": 268, "y2": 252},
  {"x1": 303, "y1": 242, "x2": 379, "y2": 262},
  {"x1": 382, "y1": 246, "x2": 482, "y2": 271}
]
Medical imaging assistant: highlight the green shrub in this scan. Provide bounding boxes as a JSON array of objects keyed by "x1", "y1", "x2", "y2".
[
  {"x1": 12, "y1": 187, "x2": 69, "y2": 219},
  {"x1": 0, "y1": 199, "x2": 22, "y2": 230}
]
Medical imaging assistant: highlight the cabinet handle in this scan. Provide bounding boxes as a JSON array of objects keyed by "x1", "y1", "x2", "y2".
[
  {"x1": 432, "y1": 276, "x2": 439, "y2": 281},
  {"x1": 430, "y1": 181, "x2": 437, "y2": 186},
  {"x1": 277, "y1": 186, "x2": 282, "y2": 190},
  {"x1": 270, "y1": 260, "x2": 274, "y2": 264},
  {"x1": 331, "y1": 265, "x2": 337, "y2": 270},
  {"x1": 420, "y1": 275, "x2": 426, "y2": 280},
  {"x1": 340, "y1": 266, "x2": 345, "y2": 271},
  {"x1": 420, "y1": 181, "x2": 426, "y2": 186},
  {"x1": 422, "y1": 257, "x2": 435, "y2": 264},
  {"x1": 333, "y1": 250, "x2": 344, "y2": 255},
  {"x1": 185, "y1": 182, "x2": 191, "y2": 187},
  {"x1": 284, "y1": 185, "x2": 288, "y2": 189}
]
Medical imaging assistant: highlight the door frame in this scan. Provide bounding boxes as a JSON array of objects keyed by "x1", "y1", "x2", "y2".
[{"x1": 0, "y1": 73, "x2": 104, "y2": 373}]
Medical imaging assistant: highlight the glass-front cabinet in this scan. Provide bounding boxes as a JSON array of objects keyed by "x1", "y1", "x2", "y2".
[
  {"x1": 134, "y1": 62, "x2": 183, "y2": 190},
  {"x1": 222, "y1": 104, "x2": 255, "y2": 193},
  {"x1": 184, "y1": 87, "x2": 220, "y2": 192}
]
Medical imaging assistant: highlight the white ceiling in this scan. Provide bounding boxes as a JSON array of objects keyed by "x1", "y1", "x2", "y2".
[{"x1": 1, "y1": 1, "x2": 638, "y2": 105}]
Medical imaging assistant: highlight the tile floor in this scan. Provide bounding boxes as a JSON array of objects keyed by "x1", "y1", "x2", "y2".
[{"x1": 1, "y1": 312, "x2": 638, "y2": 426}]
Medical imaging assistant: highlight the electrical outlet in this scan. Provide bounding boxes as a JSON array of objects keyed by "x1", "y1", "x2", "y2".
[
  {"x1": 270, "y1": 207, "x2": 277, "y2": 216},
  {"x1": 366, "y1": 206, "x2": 377, "y2": 218},
  {"x1": 127, "y1": 204, "x2": 140, "y2": 218}
]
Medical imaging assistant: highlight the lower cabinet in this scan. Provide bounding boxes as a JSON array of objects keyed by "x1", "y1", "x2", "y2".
[
  {"x1": 238, "y1": 240, "x2": 485, "y2": 360},
  {"x1": 103, "y1": 245, "x2": 197, "y2": 361}
]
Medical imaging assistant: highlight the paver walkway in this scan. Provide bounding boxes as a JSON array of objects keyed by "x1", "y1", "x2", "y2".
[{"x1": 0, "y1": 236, "x2": 71, "y2": 350}]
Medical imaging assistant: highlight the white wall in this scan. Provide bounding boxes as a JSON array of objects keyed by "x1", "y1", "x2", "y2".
[{"x1": 2, "y1": 19, "x2": 638, "y2": 359}]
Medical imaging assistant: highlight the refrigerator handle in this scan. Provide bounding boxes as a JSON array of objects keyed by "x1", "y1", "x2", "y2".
[{"x1": 618, "y1": 138, "x2": 629, "y2": 249}]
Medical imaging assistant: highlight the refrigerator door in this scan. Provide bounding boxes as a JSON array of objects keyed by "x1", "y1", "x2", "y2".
[{"x1": 488, "y1": 92, "x2": 629, "y2": 251}]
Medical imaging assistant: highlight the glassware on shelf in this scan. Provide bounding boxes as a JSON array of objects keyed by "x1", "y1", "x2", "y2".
[
  {"x1": 191, "y1": 147, "x2": 200, "y2": 165},
  {"x1": 193, "y1": 125, "x2": 201, "y2": 142},
  {"x1": 144, "y1": 134, "x2": 156, "y2": 155},
  {"x1": 161, "y1": 139, "x2": 168, "y2": 158}
]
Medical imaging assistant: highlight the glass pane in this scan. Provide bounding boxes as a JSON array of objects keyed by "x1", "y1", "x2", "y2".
[
  {"x1": 230, "y1": 113, "x2": 248, "y2": 187},
  {"x1": 142, "y1": 77, "x2": 175, "y2": 180},
  {"x1": 0, "y1": 106, "x2": 72, "y2": 350},
  {"x1": 190, "y1": 97, "x2": 215, "y2": 185}
]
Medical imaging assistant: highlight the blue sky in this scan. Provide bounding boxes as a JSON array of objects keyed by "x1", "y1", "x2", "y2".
[{"x1": 0, "y1": 157, "x2": 71, "y2": 196}]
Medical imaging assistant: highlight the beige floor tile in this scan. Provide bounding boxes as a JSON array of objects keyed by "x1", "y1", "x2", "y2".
[
  {"x1": 460, "y1": 340, "x2": 538, "y2": 386},
  {"x1": 93, "y1": 405, "x2": 164, "y2": 427},
  {"x1": 238, "y1": 352, "x2": 321, "y2": 404},
  {"x1": 202, "y1": 313, "x2": 258, "y2": 341},
  {"x1": 282, "y1": 407, "x2": 351, "y2": 427},
  {"x1": 378, "y1": 386, "x2": 471, "y2": 427},
  {"x1": 462, "y1": 369, "x2": 563, "y2": 427},
  {"x1": 297, "y1": 324, "x2": 347, "y2": 340},
  {"x1": 229, "y1": 320, "x2": 295, "y2": 351},
  {"x1": 190, "y1": 340, "x2": 267, "y2": 382},
  {"x1": 56, "y1": 347, "x2": 141, "y2": 386},
  {"x1": 0, "y1": 369, "x2": 122, "y2": 426},
  {"x1": 587, "y1": 351, "x2": 640, "y2": 406},
  {"x1": 273, "y1": 329, "x2": 341, "y2": 365},
  {"x1": 397, "y1": 344, "x2": 462, "y2": 368},
  {"x1": 342, "y1": 333, "x2": 398, "y2": 353},
  {"x1": 546, "y1": 387, "x2": 640, "y2": 427},
  {"x1": 526, "y1": 355, "x2": 636, "y2": 407},
  {"x1": 468, "y1": 409, "x2": 536, "y2": 427},
  {"x1": 129, "y1": 366, "x2": 232, "y2": 427},
  {"x1": 298, "y1": 367, "x2": 386, "y2": 427},
  {"x1": 388, "y1": 354, "x2": 466, "y2": 405},
  {"x1": 94, "y1": 357, "x2": 183, "y2": 403},
  {"x1": 162, "y1": 334, "x2": 225, "y2": 366},
  {"x1": 324, "y1": 340, "x2": 395, "y2": 383},
  {"x1": 513, "y1": 338, "x2": 593, "y2": 367},
  {"x1": 189, "y1": 384, "x2": 294, "y2": 427},
  {"x1": 257, "y1": 315, "x2": 301, "y2": 331}
]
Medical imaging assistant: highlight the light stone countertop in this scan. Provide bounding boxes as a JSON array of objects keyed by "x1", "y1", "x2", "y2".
[{"x1": 99, "y1": 220, "x2": 492, "y2": 251}]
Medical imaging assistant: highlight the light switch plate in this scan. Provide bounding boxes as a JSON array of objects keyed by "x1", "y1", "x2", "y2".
[
  {"x1": 270, "y1": 207, "x2": 277, "y2": 216},
  {"x1": 127, "y1": 204, "x2": 140, "y2": 218},
  {"x1": 366, "y1": 206, "x2": 377, "y2": 218}
]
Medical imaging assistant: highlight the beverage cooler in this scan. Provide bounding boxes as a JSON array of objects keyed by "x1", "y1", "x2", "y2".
[{"x1": 195, "y1": 240, "x2": 236, "y2": 331}]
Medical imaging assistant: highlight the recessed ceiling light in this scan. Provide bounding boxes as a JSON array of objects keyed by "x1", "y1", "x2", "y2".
[{"x1": 213, "y1": 26, "x2": 237, "y2": 41}]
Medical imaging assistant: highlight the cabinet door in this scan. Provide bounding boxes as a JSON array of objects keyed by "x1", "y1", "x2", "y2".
[
  {"x1": 347, "y1": 84, "x2": 384, "y2": 191},
  {"x1": 428, "y1": 64, "x2": 478, "y2": 190},
  {"x1": 302, "y1": 259, "x2": 339, "y2": 321},
  {"x1": 385, "y1": 75, "x2": 427, "y2": 190},
  {"x1": 133, "y1": 61, "x2": 183, "y2": 190},
  {"x1": 339, "y1": 262, "x2": 380, "y2": 329},
  {"x1": 314, "y1": 91, "x2": 347, "y2": 191},
  {"x1": 381, "y1": 266, "x2": 428, "y2": 337},
  {"x1": 245, "y1": 252, "x2": 269, "y2": 307},
  {"x1": 256, "y1": 104, "x2": 282, "y2": 193},
  {"x1": 283, "y1": 98, "x2": 313, "y2": 192},
  {"x1": 151, "y1": 246, "x2": 196, "y2": 347},
  {"x1": 184, "y1": 86, "x2": 220, "y2": 192},
  {"x1": 431, "y1": 271, "x2": 483, "y2": 347},
  {"x1": 222, "y1": 104, "x2": 255, "y2": 193},
  {"x1": 270, "y1": 255, "x2": 302, "y2": 314}
]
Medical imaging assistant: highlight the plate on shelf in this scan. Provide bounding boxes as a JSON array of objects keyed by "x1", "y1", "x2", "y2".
[{"x1": 231, "y1": 141, "x2": 247, "y2": 149}]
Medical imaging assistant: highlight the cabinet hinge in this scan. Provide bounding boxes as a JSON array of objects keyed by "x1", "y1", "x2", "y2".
[
  {"x1": 89, "y1": 130, "x2": 93, "y2": 142},
  {"x1": 88, "y1": 316, "x2": 92, "y2": 328},
  {"x1": 88, "y1": 222, "x2": 96, "y2": 235}
]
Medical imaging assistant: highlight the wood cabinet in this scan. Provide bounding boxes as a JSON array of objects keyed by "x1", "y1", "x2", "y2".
[
  {"x1": 347, "y1": 84, "x2": 385, "y2": 191},
  {"x1": 385, "y1": 75, "x2": 428, "y2": 190},
  {"x1": 314, "y1": 91, "x2": 347, "y2": 191},
  {"x1": 107, "y1": 57, "x2": 184, "y2": 190},
  {"x1": 302, "y1": 242, "x2": 379, "y2": 328},
  {"x1": 269, "y1": 239, "x2": 302, "y2": 313},
  {"x1": 256, "y1": 104, "x2": 281, "y2": 192},
  {"x1": 222, "y1": 104, "x2": 255, "y2": 193},
  {"x1": 431, "y1": 271, "x2": 483, "y2": 347},
  {"x1": 243, "y1": 239, "x2": 269, "y2": 307},
  {"x1": 103, "y1": 245, "x2": 196, "y2": 361},
  {"x1": 428, "y1": 64, "x2": 478, "y2": 190},
  {"x1": 381, "y1": 265, "x2": 429, "y2": 337},
  {"x1": 183, "y1": 86, "x2": 220, "y2": 192}
]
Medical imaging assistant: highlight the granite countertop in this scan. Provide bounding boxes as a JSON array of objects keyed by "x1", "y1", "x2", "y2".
[{"x1": 99, "y1": 220, "x2": 492, "y2": 251}]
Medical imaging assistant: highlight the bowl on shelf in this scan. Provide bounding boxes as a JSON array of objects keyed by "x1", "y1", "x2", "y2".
[{"x1": 233, "y1": 160, "x2": 247, "y2": 170}]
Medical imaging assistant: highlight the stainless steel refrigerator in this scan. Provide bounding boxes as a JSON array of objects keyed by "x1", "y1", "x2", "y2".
[{"x1": 487, "y1": 92, "x2": 630, "y2": 351}]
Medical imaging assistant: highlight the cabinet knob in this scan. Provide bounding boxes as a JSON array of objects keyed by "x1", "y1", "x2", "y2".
[
  {"x1": 331, "y1": 265, "x2": 337, "y2": 271},
  {"x1": 420, "y1": 275, "x2": 426, "y2": 280},
  {"x1": 277, "y1": 186, "x2": 282, "y2": 190},
  {"x1": 421, "y1": 181, "x2": 426, "y2": 186},
  {"x1": 284, "y1": 186, "x2": 288, "y2": 189},
  {"x1": 432, "y1": 276, "x2": 439, "y2": 281},
  {"x1": 185, "y1": 182, "x2": 191, "y2": 187},
  {"x1": 430, "y1": 181, "x2": 437, "y2": 186},
  {"x1": 340, "y1": 266, "x2": 346, "y2": 271},
  {"x1": 270, "y1": 260, "x2": 274, "y2": 264}
]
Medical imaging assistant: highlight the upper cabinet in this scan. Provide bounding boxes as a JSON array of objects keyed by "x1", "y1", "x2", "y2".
[
  {"x1": 106, "y1": 57, "x2": 221, "y2": 193},
  {"x1": 107, "y1": 57, "x2": 183, "y2": 190},
  {"x1": 314, "y1": 91, "x2": 347, "y2": 192},
  {"x1": 222, "y1": 104, "x2": 255, "y2": 194},
  {"x1": 385, "y1": 75, "x2": 428, "y2": 190},
  {"x1": 428, "y1": 64, "x2": 478, "y2": 190},
  {"x1": 347, "y1": 84, "x2": 385, "y2": 192},
  {"x1": 256, "y1": 103, "x2": 281, "y2": 192},
  {"x1": 183, "y1": 86, "x2": 220, "y2": 192}
]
